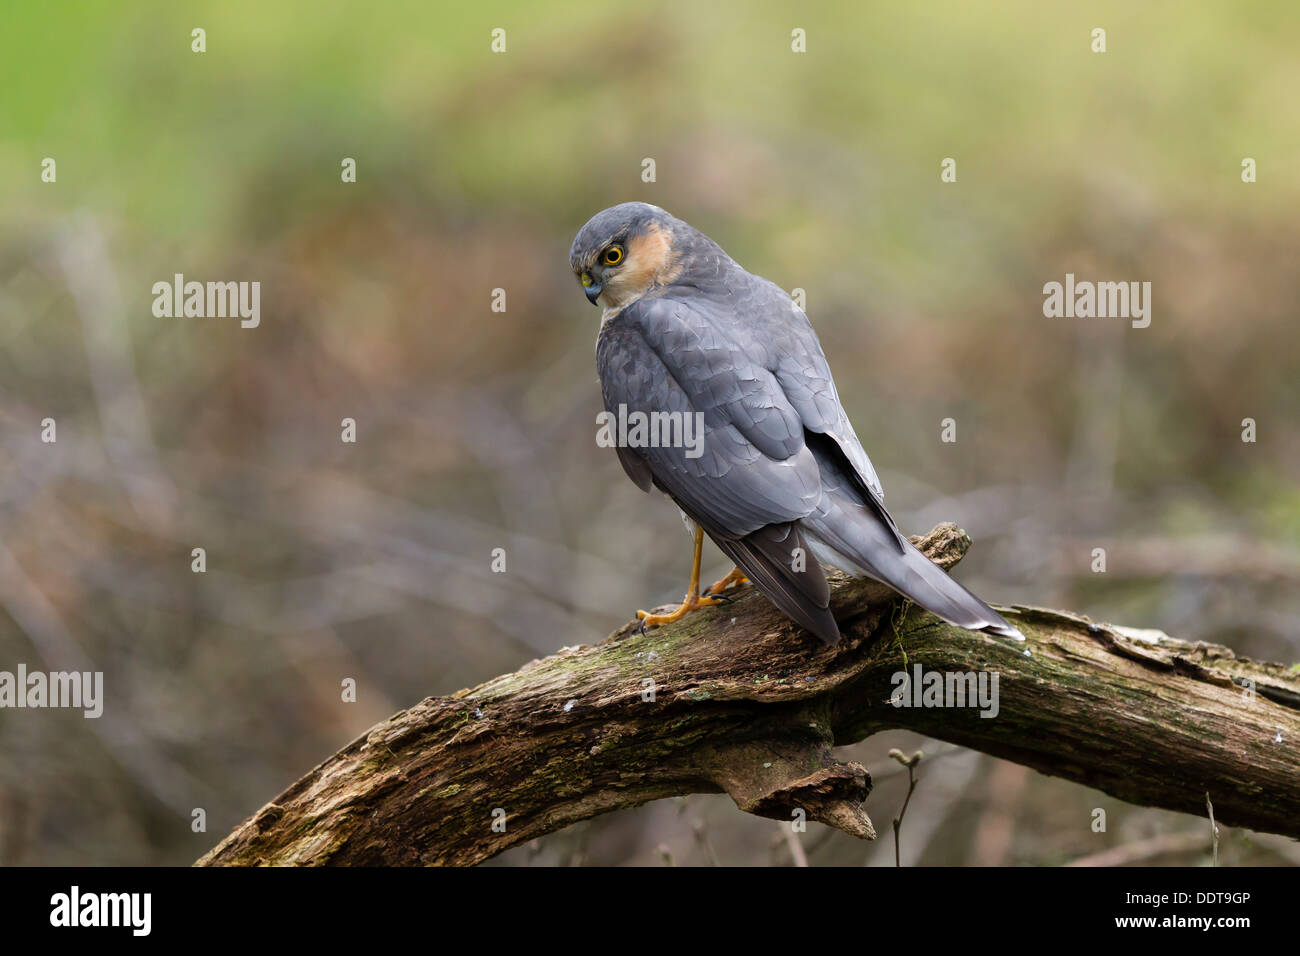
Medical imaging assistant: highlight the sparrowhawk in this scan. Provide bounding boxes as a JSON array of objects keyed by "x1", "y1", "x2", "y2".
[{"x1": 571, "y1": 202, "x2": 1023, "y2": 645}]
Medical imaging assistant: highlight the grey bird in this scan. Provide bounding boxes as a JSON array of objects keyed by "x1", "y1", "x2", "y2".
[{"x1": 570, "y1": 202, "x2": 1023, "y2": 645}]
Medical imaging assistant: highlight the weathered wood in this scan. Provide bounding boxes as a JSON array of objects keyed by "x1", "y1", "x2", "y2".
[{"x1": 197, "y1": 524, "x2": 1300, "y2": 866}]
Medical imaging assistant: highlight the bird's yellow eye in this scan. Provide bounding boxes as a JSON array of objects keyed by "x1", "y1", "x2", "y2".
[{"x1": 602, "y1": 245, "x2": 624, "y2": 266}]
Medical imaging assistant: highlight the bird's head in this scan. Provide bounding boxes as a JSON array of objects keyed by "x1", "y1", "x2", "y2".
[{"x1": 569, "y1": 202, "x2": 683, "y2": 312}]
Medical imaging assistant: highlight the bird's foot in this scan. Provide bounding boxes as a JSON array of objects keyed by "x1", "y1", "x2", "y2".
[
  {"x1": 636, "y1": 592, "x2": 729, "y2": 632},
  {"x1": 703, "y1": 566, "x2": 751, "y2": 598}
]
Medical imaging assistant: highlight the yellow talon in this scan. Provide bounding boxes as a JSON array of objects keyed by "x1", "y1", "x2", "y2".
[
  {"x1": 704, "y1": 565, "x2": 750, "y2": 597},
  {"x1": 636, "y1": 592, "x2": 728, "y2": 628},
  {"x1": 634, "y1": 526, "x2": 729, "y2": 630}
]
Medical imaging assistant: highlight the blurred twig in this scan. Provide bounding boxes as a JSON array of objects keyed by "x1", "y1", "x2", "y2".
[
  {"x1": 1065, "y1": 832, "x2": 1212, "y2": 867},
  {"x1": 888, "y1": 749, "x2": 922, "y2": 867}
]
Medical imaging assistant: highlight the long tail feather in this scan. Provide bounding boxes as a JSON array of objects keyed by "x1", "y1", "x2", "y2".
[{"x1": 804, "y1": 499, "x2": 1023, "y2": 642}]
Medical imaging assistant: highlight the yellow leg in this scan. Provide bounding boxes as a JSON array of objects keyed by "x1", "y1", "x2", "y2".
[
  {"x1": 704, "y1": 565, "x2": 750, "y2": 597},
  {"x1": 636, "y1": 527, "x2": 729, "y2": 629}
]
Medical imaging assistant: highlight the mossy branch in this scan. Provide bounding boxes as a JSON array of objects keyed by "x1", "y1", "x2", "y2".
[{"x1": 196, "y1": 524, "x2": 1300, "y2": 866}]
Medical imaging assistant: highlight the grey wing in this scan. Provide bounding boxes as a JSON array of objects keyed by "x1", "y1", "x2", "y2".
[
  {"x1": 746, "y1": 285, "x2": 905, "y2": 549},
  {"x1": 600, "y1": 281, "x2": 1022, "y2": 645},
  {"x1": 612, "y1": 443, "x2": 653, "y2": 492},
  {"x1": 741, "y1": 283, "x2": 1023, "y2": 641},
  {"x1": 596, "y1": 301, "x2": 840, "y2": 643},
  {"x1": 767, "y1": 301, "x2": 884, "y2": 496},
  {"x1": 597, "y1": 300, "x2": 823, "y2": 535}
]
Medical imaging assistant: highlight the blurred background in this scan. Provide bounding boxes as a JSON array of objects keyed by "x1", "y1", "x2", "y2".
[{"x1": 1, "y1": 0, "x2": 1297, "y2": 866}]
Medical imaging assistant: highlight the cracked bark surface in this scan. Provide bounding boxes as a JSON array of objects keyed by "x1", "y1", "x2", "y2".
[{"x1": 196, "y1": 524, "x2": 1300, "y2": 866}]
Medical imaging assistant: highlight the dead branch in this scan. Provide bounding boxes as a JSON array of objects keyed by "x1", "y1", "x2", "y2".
[{"x1": 197, "y1": 524, "x2": 1300, "y2": 866}]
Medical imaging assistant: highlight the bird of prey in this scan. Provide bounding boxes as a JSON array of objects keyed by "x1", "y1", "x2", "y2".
[{"x1": 570, "y1": 202, "x2": 1023, "y2": 645}]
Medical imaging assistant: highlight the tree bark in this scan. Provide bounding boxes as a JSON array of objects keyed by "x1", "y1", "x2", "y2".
[{"x1": 196, "y1": 524, "x2": 1300, "y2": 866}]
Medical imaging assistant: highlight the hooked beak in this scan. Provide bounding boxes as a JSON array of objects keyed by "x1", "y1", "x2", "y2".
[{"x1": 580, "y1": 272, "x2": 602, "y2": 306}]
